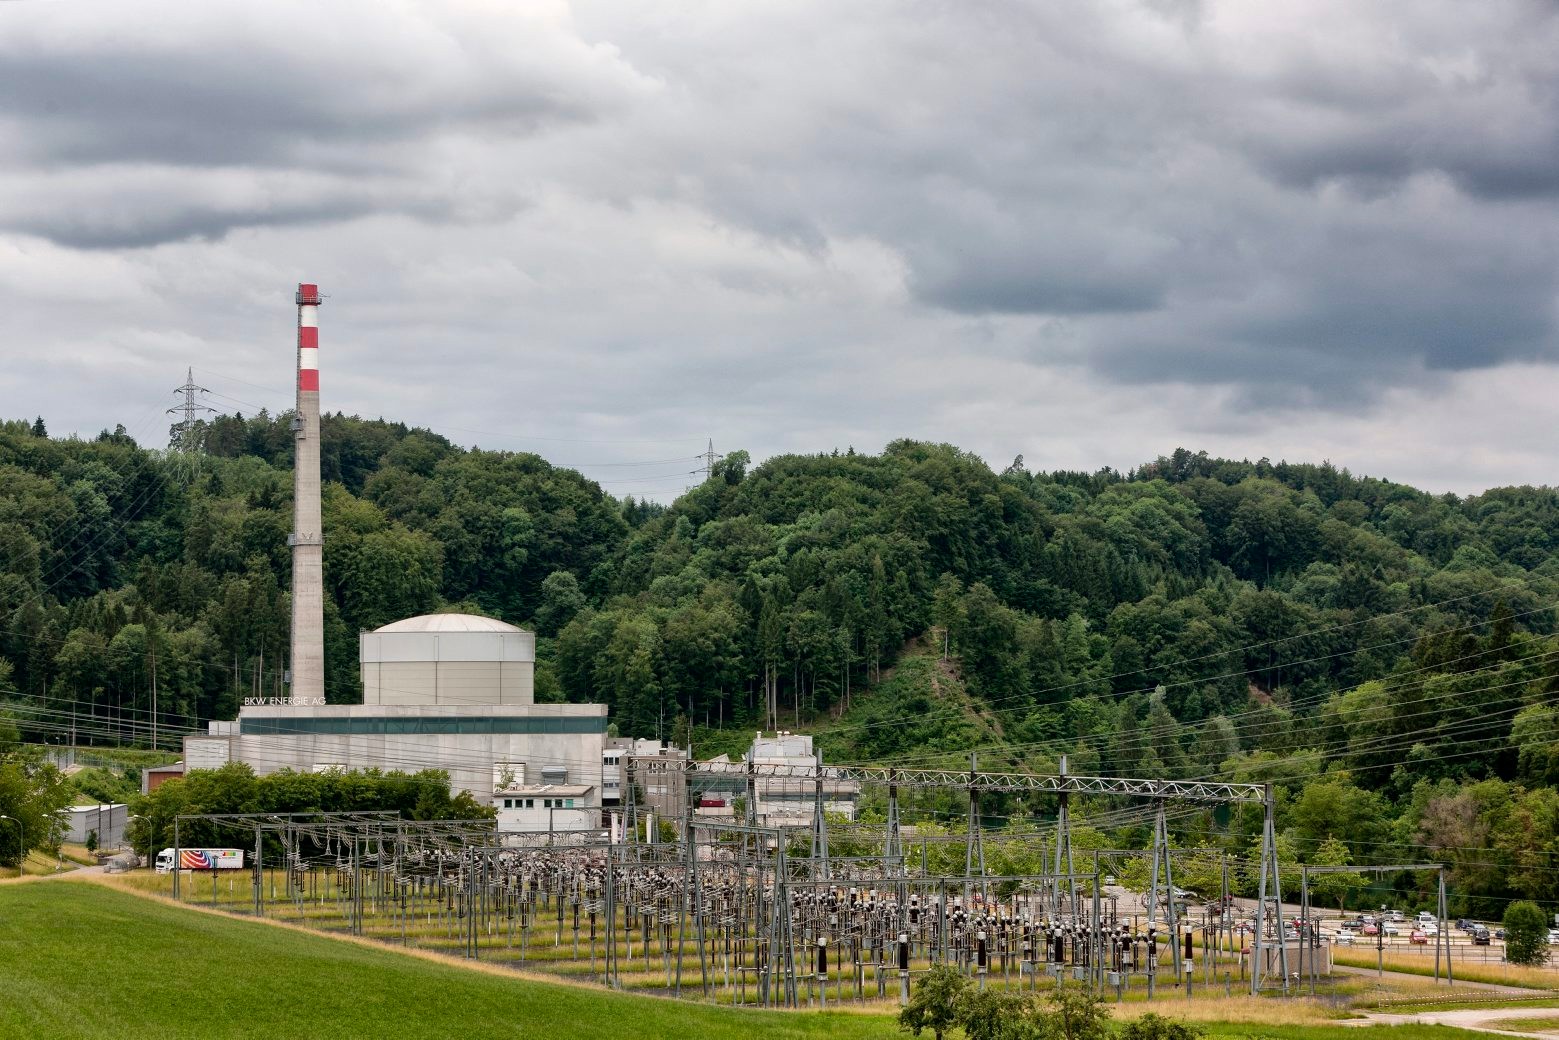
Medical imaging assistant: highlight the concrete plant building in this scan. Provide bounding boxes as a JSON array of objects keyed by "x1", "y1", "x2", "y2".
[
  {"x1": 692, "y1": 733, "x2": 860, "y2": 826},
  {"x1": 194, "y1": 613, "x2": 606, "y2": 826},
  {"x1": 745, "y1": 732, "x2": 860, "y2": 824},
  {"x1": 603, "y1": 737, "x2": 683, "y2": 807}
]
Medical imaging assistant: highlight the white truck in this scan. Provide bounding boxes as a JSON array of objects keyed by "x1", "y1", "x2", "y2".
[{"x1": 155, "y1": 848, "x2": 245, "y2": 873}]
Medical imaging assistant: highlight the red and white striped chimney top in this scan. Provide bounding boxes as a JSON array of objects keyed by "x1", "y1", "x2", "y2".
[{"x1": 297, "y1": 282, "x2": 321, "y2": 393}]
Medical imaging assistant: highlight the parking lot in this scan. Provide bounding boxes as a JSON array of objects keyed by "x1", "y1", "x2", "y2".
[{"x1": 1096, "y1": 886, "x2": 1559, "y2": 968}]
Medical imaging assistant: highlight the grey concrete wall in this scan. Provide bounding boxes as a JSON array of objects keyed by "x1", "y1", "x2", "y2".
[
  {"x1": 63, "y1": 804, "x2": 127, "y2": 849},
  {"x1": 363, "y1": 661, "x2": 534, "y2": 705},
  {"x1": 184, "y1": 735, "x2": 234, "y2": 770}
]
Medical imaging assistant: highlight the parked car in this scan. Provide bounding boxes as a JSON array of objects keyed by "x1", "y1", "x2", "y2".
[
  {"x1": 1546, "y1": 928, "x2": 1559, "y2": 946},
  {"x1": 1495, "y1": 928, "x2": 1507, "y2": 940},
  {"x1": 1333, "y1": 930, "x2": 1357, "y2": 946},
  {"x1": 1340, "y1": 919, "x2": 1363, "y2": 931},
  {"x1": 1409, "y1": 930, "x2": 1428, "y2": 945},
  {"x1": 1387, "y1": 910, "x2": 1405, "y2": 923},
  {"x1": 1421, "y1": 922, "x2": 1439, "y2": 937},
  {"x1": 1472, "y1": 926, "x2": 1491, "y2": 946},
  {"x1": 1362, "y1": 923, "x2": 1380, "y2": 936},
  {"x1": 1382, "y1": 922, "x2": 1403, "y2": 937}
]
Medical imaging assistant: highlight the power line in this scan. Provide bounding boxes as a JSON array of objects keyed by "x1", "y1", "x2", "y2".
[
  {"x1": 826, "y1": 595, "x2": 1558, "y2": 757},
  {"x1": 851, "y1": 625, "x2": 1559, "y2": 770},
  {"x1": 191, "y1": 366, "x2": 710, "y2": 447}
]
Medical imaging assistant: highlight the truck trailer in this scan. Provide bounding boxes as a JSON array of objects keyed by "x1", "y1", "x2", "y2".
[{"x1": 155, "y1": 848, "x2": 245, "y2": 873}]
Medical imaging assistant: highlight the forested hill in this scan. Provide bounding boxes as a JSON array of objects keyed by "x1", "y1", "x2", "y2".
[{"x1": 5, "y1": 414, "x2": 1559, "y2": 908}]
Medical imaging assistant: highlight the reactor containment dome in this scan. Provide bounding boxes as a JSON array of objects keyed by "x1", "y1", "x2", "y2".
[{"x1": 360, "y1": 612, "x2": 536, "y2": 706}]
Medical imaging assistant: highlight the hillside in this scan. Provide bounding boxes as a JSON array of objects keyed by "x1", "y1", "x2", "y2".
[
  {"x1": 0, "y1": 880, "x2": 894, "y2": 1040},
  {"x1": 2, "y1": 418, "x2": 1559, "y2": 912}
]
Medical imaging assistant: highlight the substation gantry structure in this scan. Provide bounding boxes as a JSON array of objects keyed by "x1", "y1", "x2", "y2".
[
  {"x1": 1298, "y1": 863, "x2": 1454, "y2": 992},
  {"x1": 622, "y1": 753, "x2": 1292, "y2": 996}
]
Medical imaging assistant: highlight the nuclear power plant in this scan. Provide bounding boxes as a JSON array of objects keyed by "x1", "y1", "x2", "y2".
[
  {"x1": 184, "y1": 283, "x2": 609, "y2": 830},
  {"x1": 162, "y1": 286, "x2": 1324, "y2": 1007}
]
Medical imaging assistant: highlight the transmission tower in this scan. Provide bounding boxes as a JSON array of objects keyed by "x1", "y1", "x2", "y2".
[
  {"x1": 691, "y1": 438, "x2": 724, "y2": 481},
  {"x1": 168, "y1": 366, "x2": 215, "y2": 453}
]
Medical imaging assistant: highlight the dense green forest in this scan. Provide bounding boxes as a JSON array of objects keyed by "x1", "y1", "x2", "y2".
[{"x1": 3, "y1": 413, "x2": 1559, "y2": 912}]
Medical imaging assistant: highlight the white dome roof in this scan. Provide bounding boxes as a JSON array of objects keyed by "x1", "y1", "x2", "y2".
[{"x1": 372, "y1": 613, "x2": 527, "y2": 634}]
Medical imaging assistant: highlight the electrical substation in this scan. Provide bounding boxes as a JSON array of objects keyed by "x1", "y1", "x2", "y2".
[{"x1": 161, "y1": 755, "x2": 1456, "y2": 1008}]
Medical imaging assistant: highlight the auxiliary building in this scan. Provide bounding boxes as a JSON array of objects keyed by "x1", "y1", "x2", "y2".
[{"x1": 188, "y1": 613, "x2": 607, "y2": 833}]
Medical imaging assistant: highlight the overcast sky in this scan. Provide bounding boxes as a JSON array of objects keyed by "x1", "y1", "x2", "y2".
[{"x1": 3, "y1": 0, "x2": 1558, "y2": 500}]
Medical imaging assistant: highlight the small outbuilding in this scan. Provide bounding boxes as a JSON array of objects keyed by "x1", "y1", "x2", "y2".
[{"x1": 60, "y1": 803, "x2": 128, "y2": 850}]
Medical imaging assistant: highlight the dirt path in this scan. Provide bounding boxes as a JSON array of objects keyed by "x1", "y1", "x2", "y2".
[
  {"x1": 1334, "y1": 963, "x2": 1539, "y2": 995},
  {"x1": 1348, "y1": 1005, "x2": 1559, "y2": 1039},
  {"x1": 0, "y1": 863, "x2": 103, "y2": 884}
]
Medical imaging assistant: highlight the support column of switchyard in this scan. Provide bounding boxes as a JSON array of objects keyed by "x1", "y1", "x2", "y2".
[{"x1": 290, "y1": 283, "x2": 325, "y2": 705}]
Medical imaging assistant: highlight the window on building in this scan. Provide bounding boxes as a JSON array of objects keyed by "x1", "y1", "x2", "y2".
[{"x1": 565, "y1": 799, "x2": 575, "y2": 807}]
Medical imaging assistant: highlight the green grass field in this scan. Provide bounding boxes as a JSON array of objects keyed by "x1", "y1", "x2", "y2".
[
  {"x1": 1487, "y1": 1016, "x2": 1559, "y2": 1033},
  {"x1": 0, "y1": 879, "x2": 1508, "y2": 1040}
]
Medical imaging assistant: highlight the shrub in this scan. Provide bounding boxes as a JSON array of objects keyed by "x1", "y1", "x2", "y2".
[
  {"x1": 899, "y1": 965, "x2": 968, "y2": 1040},
  {"x1": 1041, "y1": 981, "x2": 1111, "y2": 1040},
  {"x1": 1118, "y1": 1013, "x2": 1206, "y2": 1040},
  {"x1": 957, "y1": 987, "x2": 1038, "y2": 1040},
  {"x1": 1504, "y1": 900, "x2": 1548, "y2": 966}
]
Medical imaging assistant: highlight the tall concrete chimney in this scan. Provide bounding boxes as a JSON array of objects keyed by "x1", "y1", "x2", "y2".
[{"x1": 289, "y1": 283, "x2": 325, "y2": 705}]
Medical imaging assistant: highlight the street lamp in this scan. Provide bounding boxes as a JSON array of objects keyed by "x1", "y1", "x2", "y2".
[
  {"x1": 127, "y1": 814, "x2": 156, "y2": 869},
  {"x1": 0, "y1": 815, "x2": 23, "y2": 877},
  {"x1": 126, "y1": 814, "x2": 142, "y2": 865}
]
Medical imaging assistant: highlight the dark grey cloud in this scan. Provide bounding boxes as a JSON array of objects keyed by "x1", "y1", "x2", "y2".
[
  {"x1": 0, "y1": 48, "x2": 602, "y2": 170},
  {"x1": 0, "y1": 1, "x2": 655, "y2": 243},
  {"x1": 539, "y1": 0, "x2": 1559, "y2": 396},
  {"x1": 0, "y1": 183, "x2": 379, "y2": 251}
]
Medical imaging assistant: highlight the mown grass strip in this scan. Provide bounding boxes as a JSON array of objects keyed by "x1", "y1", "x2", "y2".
[{"x1": 0, "y1": 880, "x2": 1514, "y2": 1040}]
